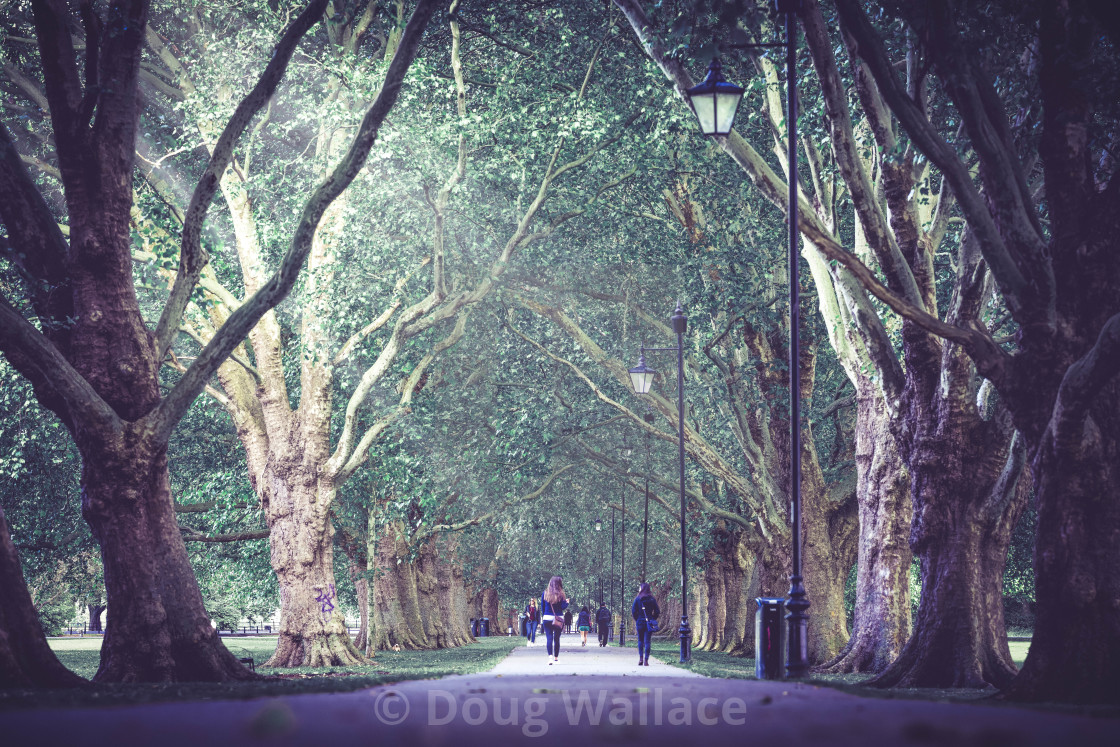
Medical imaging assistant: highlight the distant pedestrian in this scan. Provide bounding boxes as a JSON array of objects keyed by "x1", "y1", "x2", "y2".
[
  {"x1": 595, "y1": 603, "x2": 611, "y2": 647},
  {"x1": 541, "y1": 576, "x2": 569, "y2": 664},
  {"x1": 525, "y1": 599, "x2": 539, "y2": 646},
  {"x1": 563, "y1": 608, "x2": 573, "y2": 634},
  {"x1": 632, "y1": 582, "x2": 660, "y2": 666},
  {"x1": 577, "y1": 606, "x2": 591, "y2": 646}
]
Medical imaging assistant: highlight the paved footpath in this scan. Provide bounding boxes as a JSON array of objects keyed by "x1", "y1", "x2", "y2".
[{"x1": 2, "y1": 637, "x2": 1117, "y2": 747}]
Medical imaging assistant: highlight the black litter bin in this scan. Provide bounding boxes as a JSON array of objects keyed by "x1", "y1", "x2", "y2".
[
  {"x1": 470, "y1": 618, "x2": 479, "y2": 637},
  {"x1": 755, "y1": 597, "x2": 786, "y2": 680},
  {"x1": 480, "y1": 618, "x2": 490, "y2": 637}
]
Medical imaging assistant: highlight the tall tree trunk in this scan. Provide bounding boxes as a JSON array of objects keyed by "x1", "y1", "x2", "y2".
[
  {"x1": 819, "y1": 386, "x2": 912, "y2": 674},
  {"x1": 1004, "y1": 411, "x2": 1120, "y2": 702},
  {"x1": 696, "y1": 547, "x2": 726, "y2": 651},
  {"x1": 870, "y1": 424, "x2": 1026, "y2": 688},
  {"x1": 370, "y1": 521, "x2": 429, "y2": 651},
  {"x1": 82, "y1": 443, "x2": 254, "y2": 682},
  {"x1": 0, "y1": 504, "x2": 86, "y2": 687},
  {"x1": 802, "y1": 436, "x2": 858, "y2": 664},
  {"x1": 264, "y1": 477, "x2": 364, "y2": 667},
  {"x1": 433, "y1": 537, "x2": 473, "y2": 646},
  {"x1": 695, "y1": 526, "x2": 751, "y2": 653},
  {"x1": 88, "y1": 604, "x2": 106, "y2": 633},
  {"x1": 349, "y1": 559, "x2": 369, "y2": 654},
  {"x1": 728, "y1": 545, "x2": 760, "y2": 657}
]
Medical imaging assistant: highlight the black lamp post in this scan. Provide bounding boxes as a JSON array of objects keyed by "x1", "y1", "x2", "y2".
[
  {"x1": 610, "y1": 508, "x2": 616, "y2": 638},
  {"x1": 629, "y1": 302, "x2": 691, "y2": 663},
  {"x1": 618, "y1": 442, "x2": 633, "y2": 647},
  {"x1": 595, "y1": 517, "x2": 603, "y2": 607},
  {"x1": 681, "y1": 0, "x2": 809, "y2": 679},
  {"x1": 642, "y1": 412, "x2": 655, "y2": 582}
]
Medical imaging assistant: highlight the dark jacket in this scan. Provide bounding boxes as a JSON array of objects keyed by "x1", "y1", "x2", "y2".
[
  {"x1": 541, "y1": 594, "x2": 569, "y2": 620},
  {"x1": 526, "y1": 604, "x2": 539, "y2": 622},
  {"x1": 595, "y1": 606, "x2": 611, "y2": 624},
  {"x1": 577, "y1": 610, "x2": 591, "y2": 627},
  {"x1": 632, "y1": 594, "x2": 660, "y2": 626}
]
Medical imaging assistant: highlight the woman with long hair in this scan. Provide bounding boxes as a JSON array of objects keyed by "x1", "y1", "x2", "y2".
[
  {"x1": 631, "y1": 582, "x2": 660, "y2": 666},
  {"x1": 541, "y1": 576, "x2": 569, "y2": 664}
]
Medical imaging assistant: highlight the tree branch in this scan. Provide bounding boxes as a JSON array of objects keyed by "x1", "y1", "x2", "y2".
[
  {"x1": 153, "y1": 0, "x2": 329, "y2": 360},
  {"x1": 0, "y1": 295, "x2": 120, "y2": 433},
  {"x1": 410, "y1": 464, "x2": 575, "y2": 547},
  {"x1": 0, "y1": 122, "x2": 73, "y2": 336},
  {"x1": 1050, "y1": 313, "x2": 1120, "y2": 450},
  {"x1": 181, "y1": 528, "x2": 270, "y2": 543},
  {"x1": 147, "y1": 0, "x2": 440, "y2": 444},
  {"x1": 833, "y1": 0, "x2": 1040, "y2": 323}
]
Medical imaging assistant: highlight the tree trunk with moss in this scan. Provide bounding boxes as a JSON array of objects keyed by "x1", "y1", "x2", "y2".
[
  {"x1": 369, "y1": 521, "x2": 429, "y2": 651},
  {"x1": 368, "y1": 522, "x2": 474, "y2": 650},
  {"x1": 432, "y1": 538, "x2": 474, "y2": 646},
  {"x1": 695, "y1": 527, "x2": 751, "y2": 653}
]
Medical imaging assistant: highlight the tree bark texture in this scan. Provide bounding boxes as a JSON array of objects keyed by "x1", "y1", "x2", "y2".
[
  {"x1": 825, "y1": 0, "x2": 1120, "y2": 701},
  {"x1": 81, "y1": 441, "x2": 255, "y2": 682},
  {"x1": 869, "y1": 382, "x2": 1026, "y2": 689},
  {"x1": 263, "y1": 476, "x2": 365, "y2": 668},
  {"x1": 0, "y1": 504, "x2": 86, "y2": 687},
  {"x1": 1006, "y1": 410, "x2": 1120, "y2": 702},
  {"x1": 694, "y1": 527, "x2": 751, "y2": 654},
  {"x1": 817, "y1": 385, "x2": 912, "y2": 674},
  {"x1": 424, "y1": 537, "x2": 474, "y2": 648},
  {"x1": 369, "y1": 521, "x2": 473, "y2": 651}
]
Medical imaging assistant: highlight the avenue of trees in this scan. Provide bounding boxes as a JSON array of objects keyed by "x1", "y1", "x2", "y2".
[{"x1": 1, "y1": 0, "x2": 1116, "y2": 705}]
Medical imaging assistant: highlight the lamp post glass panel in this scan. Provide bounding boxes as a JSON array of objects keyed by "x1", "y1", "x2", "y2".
[
  {"x1": 629, "y1": 302, "x2": 691, "y2": 663},
  {"x1": 684, "y1": 58, "x2": 745, "y2": 136}
]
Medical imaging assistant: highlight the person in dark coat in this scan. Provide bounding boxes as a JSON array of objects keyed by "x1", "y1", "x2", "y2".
[
  {"x1": 541, "y1": 576, "x2": 569, "y2": 663},
  {"x1": 631, "y1": 582, "x2": 660, "y2": 666},
  {"x1": 595, "y1": 603, "x2": 611, "y2": 647},
  {"x1": 576, "y1": 606, "x2": 591, "y2": 646},
  {"x1": 563, "y1": 608, "x2": 573, "y2": 633},
  {"x1": 525, "y1": 599, "x2": 539, "y2": 646}
]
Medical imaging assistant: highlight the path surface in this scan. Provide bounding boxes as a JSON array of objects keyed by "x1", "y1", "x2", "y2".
[
  {"x1": 489, "y1": 636, "x2": 704, "y2": 677},
  {"x1": 2, "y1": 636, "x2": 1116, "y2": 747}
]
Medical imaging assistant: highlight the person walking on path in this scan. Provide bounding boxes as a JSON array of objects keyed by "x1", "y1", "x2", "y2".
[
  {"x1": 632, "y1": 582, "x2": 660, "y2": 666},
  {"x1": 576, "y1": 606, "x2": 591, "y2": 646},
  {"x1": 596, "y1": 603, "x2": 611, "y2": 647},
  {"x1": 563, "y1": 608, "x2": 573, "y2": 634},
  {"x1": 525, "y1": 599, "x2": 539, "y2": 647},
  {"x1": 540, "y1": 576, "x2": 569, "y2": 664}
]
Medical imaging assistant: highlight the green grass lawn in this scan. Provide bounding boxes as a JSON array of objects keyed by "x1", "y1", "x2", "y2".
[
  {"x1": 649, "y1": 638, "x2": 1029, "y2": 683},
  {"x1": 645, "y1": 638, "x2": 1096, "y2": 710},
  {"x1": 0, "y1": 634, "x2": 523, "y2": 711}
]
